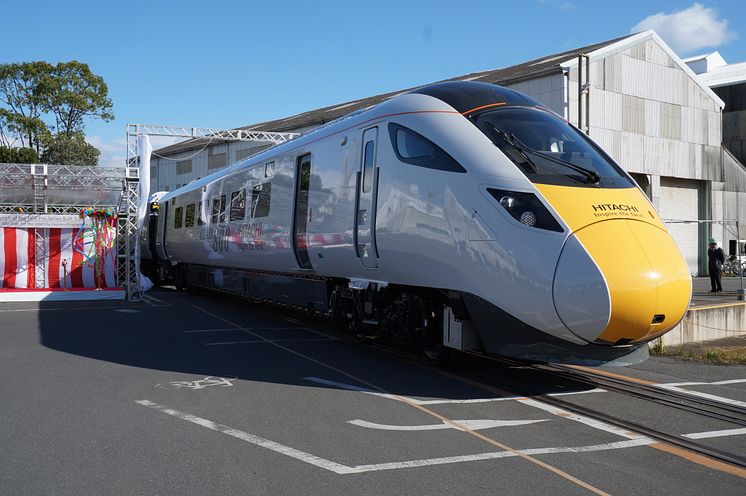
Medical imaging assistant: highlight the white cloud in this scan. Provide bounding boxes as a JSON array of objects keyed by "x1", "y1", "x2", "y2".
[
  {"x1": 86, "y1": 135, "x2": 126, "y2": 168},
  {"x1": 631, "y1": 3, "x2": 736, "y2": 54}
]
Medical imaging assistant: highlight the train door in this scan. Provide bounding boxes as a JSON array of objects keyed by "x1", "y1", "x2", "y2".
[
  {"x1": 354, "y1": 127, "x2": 379, "y2": 269},
  {"x1": 293, "y1": 154, "x2": 313, "y2": 270}
]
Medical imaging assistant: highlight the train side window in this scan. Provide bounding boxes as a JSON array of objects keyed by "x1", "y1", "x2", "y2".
[
  {"x1": 230, "y1": 190, "x2": 246, "y2": 221},
  {"x1": 197, "y1": 201, "x2": 205, "y2": 225},
  {"x1": 184, "y1": 203, "x2": 195, "y2": 227},
  {"x1": 211, "y1": 195, "x2": 226, "y2": 223},
  {"x1": 388, "y1": 123, "x2": 466, "y2": 173},
  {"x1": 174, "y1": 206, "x2": 183, "y2": 229},
  {"x1": 362, "y1": 140, "x2": 375, "y2": 193},
  {"x1": 251, "y1": 183, "x2": 271, "y2": 218}
]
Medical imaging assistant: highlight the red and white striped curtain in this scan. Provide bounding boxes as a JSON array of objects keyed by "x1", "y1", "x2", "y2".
[{"x1": 0, "y1": 227, "x2": 117, "y2": 289}]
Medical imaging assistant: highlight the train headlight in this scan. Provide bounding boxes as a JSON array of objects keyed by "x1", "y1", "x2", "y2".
[
  {"x1": 499, "y1": 196, "x2": 515, "y2": 209},
  {"x1": 488, "y1": 189, "x2": 563, "y2": 232}
]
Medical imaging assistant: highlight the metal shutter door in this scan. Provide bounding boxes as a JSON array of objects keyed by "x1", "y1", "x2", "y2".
[{"x1": 659, "y1": 177, "x2": 700, "y2": 275}]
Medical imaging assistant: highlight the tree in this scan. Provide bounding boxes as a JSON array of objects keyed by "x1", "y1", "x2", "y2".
[
  {"x1": 40, "y1": 133, "x2": 99, "y2": 166},
  {"x1": 0, "y1": 62, "x2": 54, "y2": 152},
  {"x1": 0, "y1": 60, "x2": 114, "y2": 164},
  {"x1": 46, "y1": 61, "x2": 113, "y2": 137},
  {"x1": 0, "y1": 146, "x2": 39, "y2": 164}
]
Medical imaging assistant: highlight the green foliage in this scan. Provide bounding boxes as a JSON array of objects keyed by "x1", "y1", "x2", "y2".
[
  {"x1": 47, "y1": 61, "x2": 113, "y2": 137},
  {"x1": 0, "y1": 61, "x2": 53, "y2": 150},
  {"x1": 40, "y1": 133, "x2": 99, "y2": 166},
  {"x1": 0, "y1": 146, "x2": 39, "y2": 163},
  {"x1": 0, "y1": 60, "x2": 113, "y2": 163}
]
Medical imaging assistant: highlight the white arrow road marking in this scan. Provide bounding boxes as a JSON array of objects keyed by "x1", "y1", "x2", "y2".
[
  {"x1": 348, "y1": 418, "x2": 549, "y2": 431},
  {"x1": 134, "y1": 400, "x2": 652, "y2": 474}
]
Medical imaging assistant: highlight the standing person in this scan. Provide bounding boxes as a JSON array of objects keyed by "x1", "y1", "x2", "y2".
[{"x1": 708, "y1": 238, "x2": 725, "y2": 293}]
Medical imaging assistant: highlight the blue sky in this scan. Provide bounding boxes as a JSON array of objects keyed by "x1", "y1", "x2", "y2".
[{"x1": 2, "y1": 1, "x2": 744, "y2": 166}]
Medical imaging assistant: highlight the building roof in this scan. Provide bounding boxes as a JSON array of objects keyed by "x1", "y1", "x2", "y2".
[
  {"x1": 682, "y1": 51, "x2": 728, "y2": 74},
  {"x1": 155, "y1": 34, "x2": 634, "y2": 156},
  {"x1": 697, "y1": 61, "x2": 746, "y2": 88}
]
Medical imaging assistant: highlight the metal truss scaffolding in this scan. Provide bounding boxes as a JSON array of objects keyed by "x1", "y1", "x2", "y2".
[
  {"x1": 0, "y1": 163, "x2": 124, "y2": 214},
  {"x1": 122, "y1": 124, "x2": 299, "y2": 301}
]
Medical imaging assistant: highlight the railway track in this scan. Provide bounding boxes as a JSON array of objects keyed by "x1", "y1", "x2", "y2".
[
  {"x1": 292, "y1": 315, "x2": 746, "y2": 470},
  {"x1": 450, "y1": 355, "x2": 746, "y2": 470},
  {"x1": 190, "y1": 292, "x2": 746, "y2": 472}
]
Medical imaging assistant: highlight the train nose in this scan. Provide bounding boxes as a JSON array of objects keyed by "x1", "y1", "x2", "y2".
[{"x1": 553, "y1": 220, "x2": 691, "y2": 344}]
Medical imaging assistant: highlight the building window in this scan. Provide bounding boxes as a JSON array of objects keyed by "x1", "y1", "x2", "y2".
[
  {"x1": 174, "y1": 206, "x2": 183, "y2": 229},
  {"x1": 230, "y1": 190, "x2": 246, "y2": 221},
  {"x1": 251, "y1": 183, "x2": 271, "y2": 218},
  {"x1": 176, "y1": 159, "x2": 193, "y2": 175},
  {"x1": 208, "y1": 152, "x2": 227, "y2": 170},
  {"x1": 185, "y1": 203, "x2": 195, "y2": 227},
  {"x1": 211, "y1": 195, "x2": 226, "y2": 223}
]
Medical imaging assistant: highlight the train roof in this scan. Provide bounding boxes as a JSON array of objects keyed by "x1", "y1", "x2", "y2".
[{"x1": 155, "y1": 34, "x2": 633, "y2": 157}]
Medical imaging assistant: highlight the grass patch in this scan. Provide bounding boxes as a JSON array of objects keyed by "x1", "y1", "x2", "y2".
[{"x1": 650, "y1": 343, "x2": 746, "y2": 365}]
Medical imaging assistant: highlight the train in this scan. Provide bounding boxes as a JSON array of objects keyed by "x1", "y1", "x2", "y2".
[{"x1": 140, "y1": 81, "x2": 692, "y2": 366}]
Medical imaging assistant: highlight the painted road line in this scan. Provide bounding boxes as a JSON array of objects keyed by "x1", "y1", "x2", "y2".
[
  {"x1": 183, "y1": 328, "x2": 241, "y2": 334},
  {"x1": 351, "y1": 439, "x2": 653, "y2": 474},
  {"x1": 660, "y1": 379, "x2": 746, "y2": 387},
  {"x1": 348, "y1": 418, "x2": 549, "y2": 431},
  {"x1": 416, "y1": 388, "x2": 607, "y2": 405},
  {"x1": 205, "y1": 337, "x2": 336, "y2": 346},
  {"x1": 134, "y1": 400, "x2": 352, "y2": 474},
  {"x1": 141, "y1": 294, "x2": 167, "y2": 306},
  {"x1": 182, "y1": 299, "x2": 611, "y2": 495},
  {"x1": 516, "y1": 398, "x2": 646, "y2": 440},
  {"x1": 683, "y1": 428, "x2": 746, "y2": 440},
  {"x1": 657, "y1": 382, "x2": 746, "y2": 408},
  {"x1": 135, "y1": 399, "x2": 652, "y2": 475},
  {"x1": 0, "y1": 305, "x2": 151, "y2": 313},
  {"x1": 184, "y1": 326, "x2": 306, "y2": 333},
  {"x1": 304, "y1": 376, "x2": 605, "y2": 405}
]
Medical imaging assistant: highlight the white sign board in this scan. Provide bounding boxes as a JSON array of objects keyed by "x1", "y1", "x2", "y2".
[{"x1": 0, "y1": 214, "x2": 82, "y2": 228}]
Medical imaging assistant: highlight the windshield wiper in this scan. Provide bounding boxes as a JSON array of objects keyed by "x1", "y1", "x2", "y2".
[
  {"x1": 487, "y1": 125, "x2": 538, "y2": 174},
  {"x1": 488, "y1": 123, "x2": 600, "y2": 184},
  {"x1": 525, "y1": 148, "x2": 601, "y2": 184}
]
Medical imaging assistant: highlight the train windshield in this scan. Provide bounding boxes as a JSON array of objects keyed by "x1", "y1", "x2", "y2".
[{"x1": 475, "y1": 107, "x2": 634, "y2": 188}]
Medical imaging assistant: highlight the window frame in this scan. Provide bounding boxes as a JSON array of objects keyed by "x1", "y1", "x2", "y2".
[
  {"x1": 251, "y1": 182, "x2": 272, "y2": 219},
  {"x1": 230, "y1": 189, "x2": 247, "y2": 221},
  {"x1": 388, "y1": 123, "x2": 466, "y2": 173},
  {"x1": 362, "y1": 140, "x2": 376, "y2": 193},
  {"x1": 184, "y1": 203, "x2": 195, "y2": 227},
  {"x1": 174, "y1": 206, "x2": 183, "y2": 229},
  {"x1": 211, "y1": 195, "x2": 226, "y2": 224}
]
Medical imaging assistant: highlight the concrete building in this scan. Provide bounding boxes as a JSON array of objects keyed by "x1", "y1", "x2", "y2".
[
  {"x1": 685, "y1": 51, "x2": 746, "y2": 170},
  {"x1": 151, "y1": 29, "x2": 746, "y2": 276}
]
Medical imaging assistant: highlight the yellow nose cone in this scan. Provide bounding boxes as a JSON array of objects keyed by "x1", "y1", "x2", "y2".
[{"x1": 575, "y1": 220, "x2": 692, "y2": 344}]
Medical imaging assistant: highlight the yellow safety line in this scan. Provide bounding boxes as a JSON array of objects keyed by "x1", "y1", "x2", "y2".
[
  {"x1": 688, "y1": 302, "x2": 746, "y2": 311},
  {"x1": 649, "y1": 443, "x2": 746, "y2": 479},
  {"x1": 181, "y1": 298, "x2": 611, "y2": 496},
  {"x1": 565, "y1": 365, "x2": 658, "y2": 385},
  {"x1": 437, "y1": 366, "x2": 746, "y2": 480}
]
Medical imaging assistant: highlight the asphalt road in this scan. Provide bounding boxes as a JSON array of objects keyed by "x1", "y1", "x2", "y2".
[{"x1": 1, "y1": 289, "x2": 745, "y2": 495}]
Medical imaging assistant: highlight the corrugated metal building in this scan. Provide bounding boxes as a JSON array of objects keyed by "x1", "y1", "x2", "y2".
[{"x1": 151, "y1": 29, "x2": 746, "y2": 275}]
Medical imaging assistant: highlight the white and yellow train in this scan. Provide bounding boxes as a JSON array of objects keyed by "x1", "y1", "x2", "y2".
[{"x1": 142, "y1": 81, "x2": 691, "y2": 365}]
